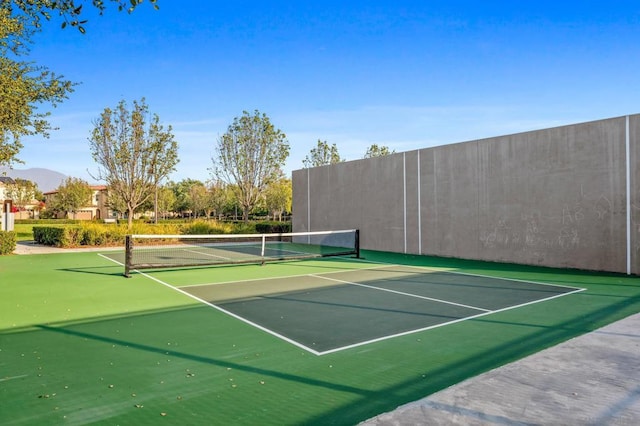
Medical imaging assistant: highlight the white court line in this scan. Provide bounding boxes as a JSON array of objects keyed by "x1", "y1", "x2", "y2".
[
  {"x1": 0, "y1": 374, "x2": 28, "y2": 382},
  {"x1": 310, "y1": 274, "x2": 492, "y2": 313},
  {"x1": 183, "y1": 248, "x2": 232, "y2": 260},
  {"x1": 99, "y1": 252, "x2": 123, "y2": 266}
]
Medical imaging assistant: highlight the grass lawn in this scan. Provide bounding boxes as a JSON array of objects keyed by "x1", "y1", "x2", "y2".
[{"x1": 13, "y1": 223, "x2": 36, "y2": 241}]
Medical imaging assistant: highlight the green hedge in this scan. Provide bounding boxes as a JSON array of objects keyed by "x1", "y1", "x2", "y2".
[
  {"x1": 29, "y1": 221, "x2": 287, "y2": 248},
  {"x1": 33, "y1": 225, "x2": 128, "y2": 248},
  {"x1": 33, "y1": 227, "x2": 80, "y2": 247},
  {"x1": 0, "y1": 231, "x2": 16, "y2": 255},
  {"x1": 16, "y1": 219, "x2": 82, "y2": 225}
]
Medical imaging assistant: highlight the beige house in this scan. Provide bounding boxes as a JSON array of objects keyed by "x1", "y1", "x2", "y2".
[
  {"x1": 0, "y1": 176, "x2": 47, "y2": 219},
  {"x1": 44, "y1": 185, "x2": 112, "y2": 220}
]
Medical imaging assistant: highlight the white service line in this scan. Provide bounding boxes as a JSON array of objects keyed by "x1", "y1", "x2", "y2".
[
  {"x1": 0, "y1": 374, "x2": 29, "y2": 382},
  {"x1": 98, "y1": 252, "x2": 123, "y2": 266},
  {"x1": 183, "y1": 248, "x2": 231, "y2": 260}
]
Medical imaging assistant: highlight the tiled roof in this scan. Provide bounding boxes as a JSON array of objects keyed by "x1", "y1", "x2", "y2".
[{"x1": 44, "y1": 185, "x2": 108, "y2": 195}]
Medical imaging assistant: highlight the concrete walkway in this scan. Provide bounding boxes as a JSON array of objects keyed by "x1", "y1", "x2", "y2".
[
  {"x1": 361, "y1": 313, "x2": 640, "y2": 425},
  {"x1": 13, "y1": 242, "x2": 640, "y2": 425},
  {"x1": 13, "y1": 240, "x2": 121, "y2": 255}
]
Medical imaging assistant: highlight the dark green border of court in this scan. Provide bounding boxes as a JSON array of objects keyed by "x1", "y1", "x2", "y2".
[{"x1": 1, "y1": 249, "x2": 640, "y2": 425}]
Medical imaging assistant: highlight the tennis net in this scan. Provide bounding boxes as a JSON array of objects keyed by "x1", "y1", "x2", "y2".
[{"x1": 124, "y1": 229, "x2": 359, "y2": 277}]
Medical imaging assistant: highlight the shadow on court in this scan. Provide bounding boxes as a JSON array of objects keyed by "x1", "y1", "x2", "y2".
[
  {"x1": 34, "y1": 323, "x2": 375, "y2": 397},
  {"x1": 322, "y1": 291, "x2": 640, "y2": 425},
  {"x1": 59, "y1": 266, "x2": 125, "y2": 276},
  {"x1": 18, "y1": 290, "x2": 640, "y2": 425},
  {"x1": 183, "y1": 265, "x2": 580, "y2": 354}
]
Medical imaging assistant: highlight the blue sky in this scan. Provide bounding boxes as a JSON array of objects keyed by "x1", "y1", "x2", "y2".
[{"x1": 16, "y1": 0, "x2": 640, "y2": 184}]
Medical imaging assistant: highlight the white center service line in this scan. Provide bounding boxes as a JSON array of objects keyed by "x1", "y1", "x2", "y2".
[
  {"x1": 309, "y1": 274, "x2": 492, "y2": 312},
  {"x1": 183, "y1": 249, "x2": 231, "y2": 260}
]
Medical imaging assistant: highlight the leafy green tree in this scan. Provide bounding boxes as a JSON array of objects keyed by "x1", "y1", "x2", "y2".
[
  {"x1": 168, "y1": 179, "x2": 203, "y2": 218},
  {"x1": 221, "y1": 184, "x2": 241, "y2": 219},
  {"x1": 0, "y1": 7, "x2": 73, "y2": 167},
  {"x1": 0, "y1": 1, "x2": 158, "y2": 167},
  {"x1": 187, "y1": 182, "x2": 208, "y2": 219},
  {"x1": 3, "y1": 178, "x2": 39, "y2": 210},
  {"x1": 133, "y1": 184, "x2": 175, "y2": 219},
  {"x1": 364, "y1": 144, "x2": 395, "y2": 158},
  {"x1": 148, "y1": 121, "x2": 179, "y2": 223},
  {"x1": 156, "y1": 185, "x2": 175, "y2": 219},
  {"x1": 6, "y1": 1, "x2": 158, "y2": 32},
  {"x1": 264, "y1": 177, "x2": 291, "y2": 221},
  {"x1": 206, "y1": 180, "x2": 228, "y2": 219},
  {"x1": 50, "y1": 177, "x2": 92, "y2": 219},
  {"x1": 303, "y1": 139, "x2": 343, "y2": 168},
  {"x1": 212, "y1": 110, "x2": 290, "y2": 222},
  {"x1": 89, "y1": 98, "x2": 178, "y2": 228}
]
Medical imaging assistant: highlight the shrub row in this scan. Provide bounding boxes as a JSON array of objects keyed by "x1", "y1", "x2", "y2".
[
  {"x1": 31, "y1": 220, "x2": 292, "y2": 248},
  {"x1": 33, "y1": 227, "x2": 79, "y2": 247},
  {"x1": 181, "y1": 220, "x2": 238, "y2": 235},
  {"x1": 255, "y1": 221, "x2": 292, "y2": 234},
  {"x1": 0, "y1": 231, "x2": 16, "y2": 255},
  {"x1": 16, "y1": 219, "x2": 82, "y2": 225},
  {"x1": 33, "y1": 225, "x2": 128, "y2": 247}
]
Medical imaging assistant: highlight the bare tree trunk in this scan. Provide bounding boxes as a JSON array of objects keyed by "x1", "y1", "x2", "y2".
[
  {"x1": 154, "y1": 184, "x2": 158, "y2": 224},
  {"x1": 127, "y1": 206, "x2": 134, "y2": 229}
]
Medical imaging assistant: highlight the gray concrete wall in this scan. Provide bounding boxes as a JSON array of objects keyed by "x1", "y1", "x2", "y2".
[
  {"x1": 630, "y1": 115, "x2": 640, "y2": 275},
  {"x1": 292, "y1": 115, "x2": 637, "y2": 274}
]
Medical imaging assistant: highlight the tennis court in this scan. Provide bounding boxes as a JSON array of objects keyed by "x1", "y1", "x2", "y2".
[
  {"x1": 2, "y1": 246, "x2": 640, "y2": 425},
  {"x1": 126, "y1": 262, "x2": 583, "y2": 355}
]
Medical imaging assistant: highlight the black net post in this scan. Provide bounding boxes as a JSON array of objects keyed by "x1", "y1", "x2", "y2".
[
  {"x1": 355, "y1": 229, "x2": 360, "y2": 258},
  {"x1": 124, "y1": 235, "x2": 133, "y2": 278}
]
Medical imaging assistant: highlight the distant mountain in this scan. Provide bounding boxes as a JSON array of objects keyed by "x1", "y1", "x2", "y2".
[{"x1": 0, "y1": 167, "x2": 67, "y2": 192}]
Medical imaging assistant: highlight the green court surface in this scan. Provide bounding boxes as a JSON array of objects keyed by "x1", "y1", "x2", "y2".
[{"x1": 1, "y1": 250, "x2": 640, "y2": 425}]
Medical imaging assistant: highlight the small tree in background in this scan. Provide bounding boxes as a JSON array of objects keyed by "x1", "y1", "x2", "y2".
[
  {"x1": 364, "y1": 144, "x2": 395, "y2": 158},
  {"x1": 303, "y1": 139, "x2": 343, "y2": 168},
  {"x1": 50, "y1": 177, "x2": 92, "y2": 219},
  {"x1": 187, "y1": 182, "x2": 208, "y2": 219},
  {"x1": 169, "y1": 179, "x2": 204, "y2": 218},
  {"x1": 206, "y1": 180, "x2": 229, "y2": 219},
  {"x1": 264, "y1": 177, "x2": 292, "y2": 221},
  {"x1": 156, "y1": 186, "x2": 176, "y2": 220},
  {"x1": 222, "y1": 184, "x2": 242, "y2": 220},
  {"x1": 4, "y1": 178, "x2": 39, "y2": 211},
  {"x1": 89, "y1": 98, "x2": 178, "y2": 228},
  {"x1": 149, "y1": 132, "x2": 179, "y2": 223},
  {"x1": 106, "y1": 189, "x2": 130, "y2": 219},
  {"x1": 212, "y1": 110, "x2": 289, "y2": 222}
]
